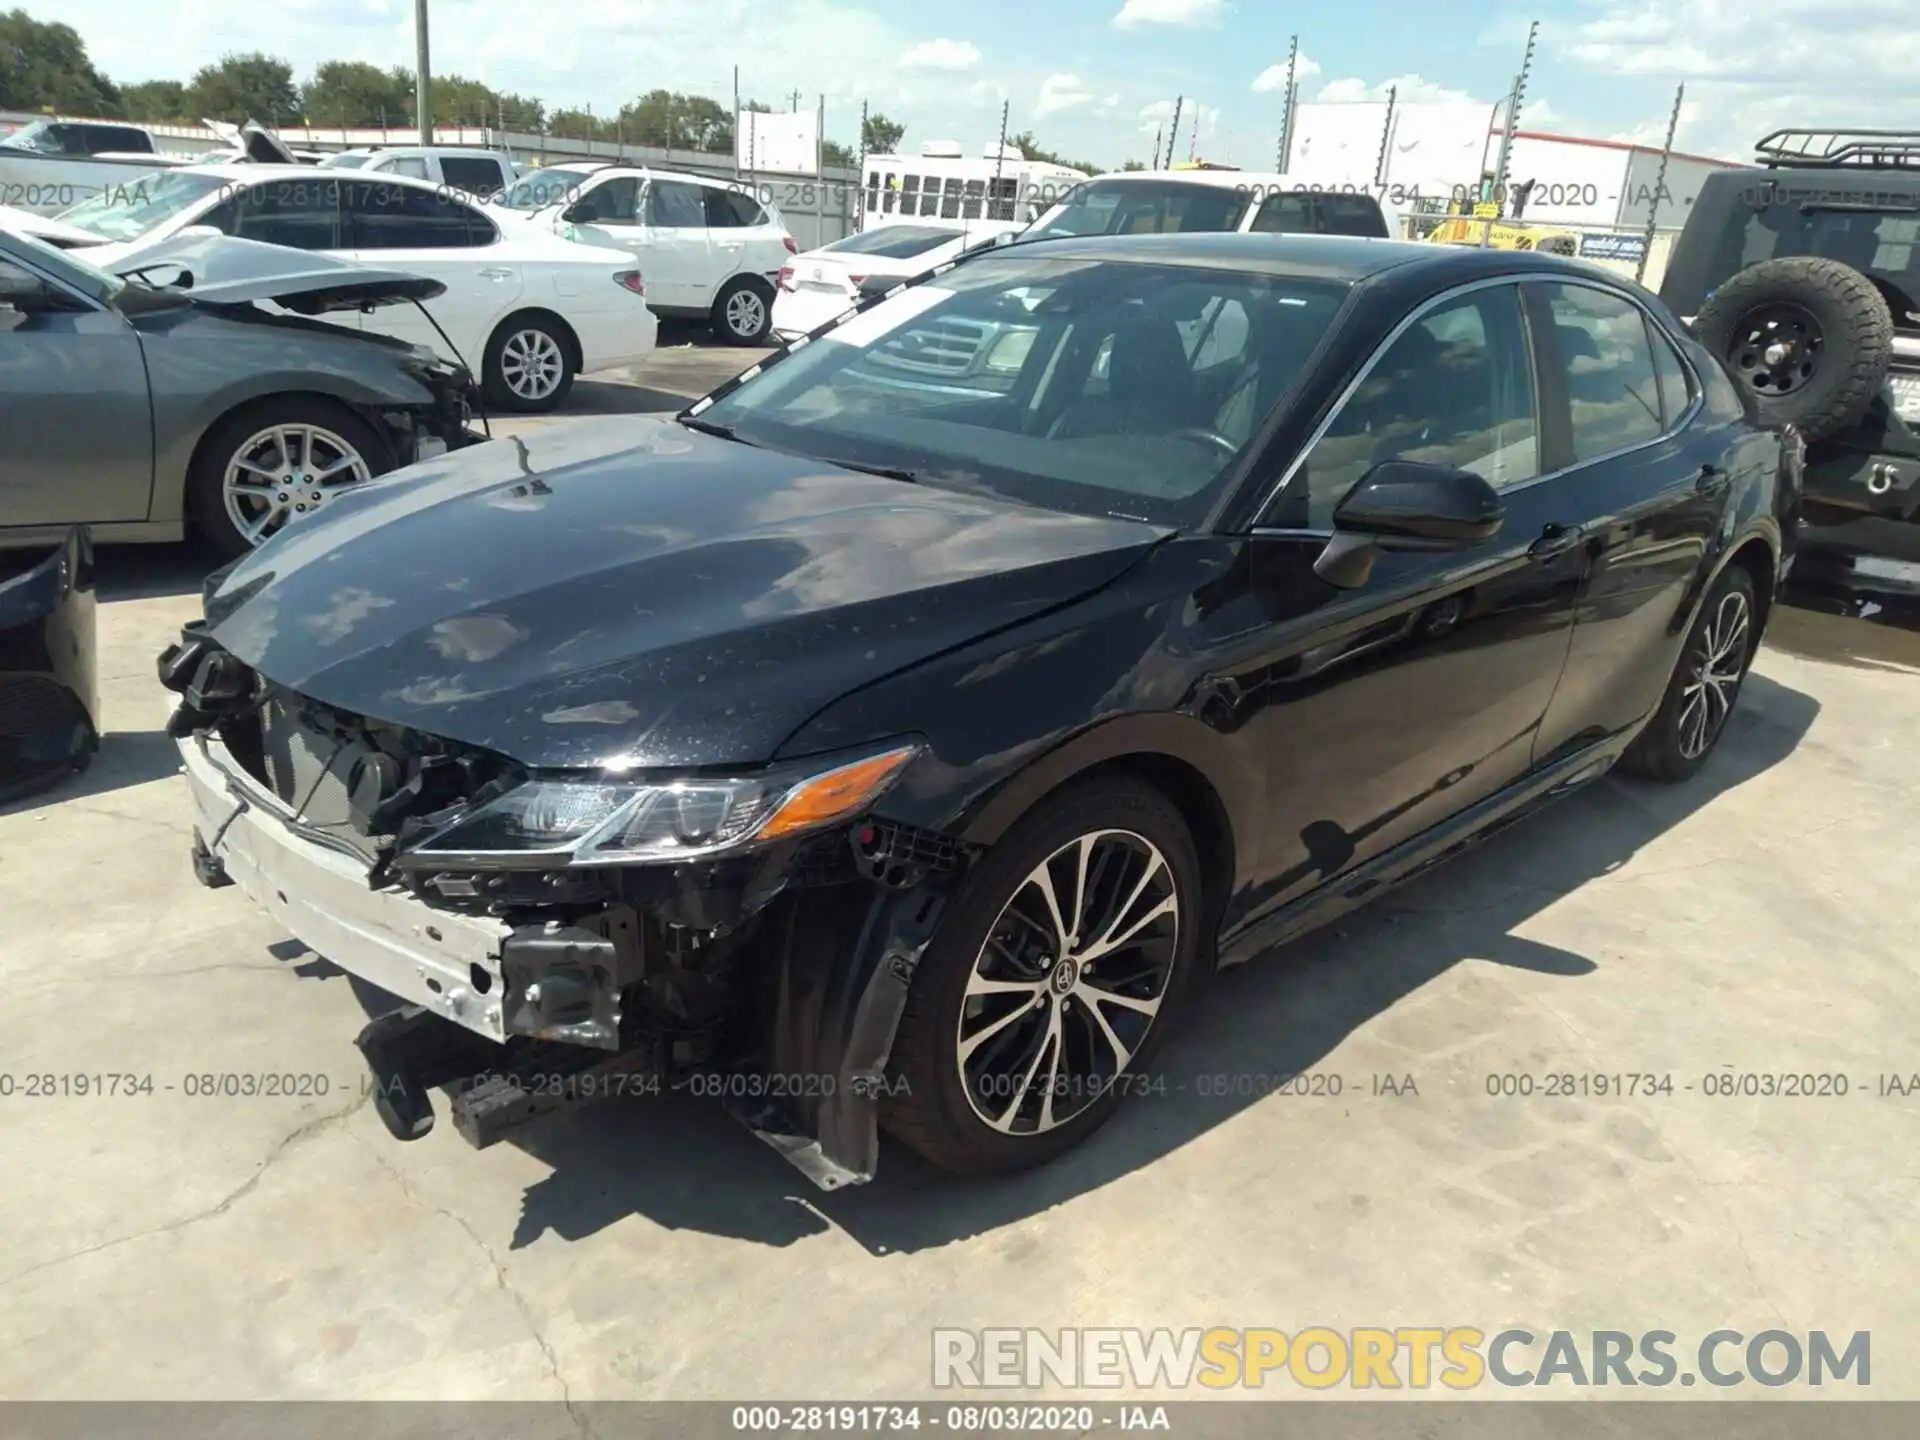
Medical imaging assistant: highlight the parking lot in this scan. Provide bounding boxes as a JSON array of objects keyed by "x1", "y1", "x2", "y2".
[{"x1": 2, "y1": 328, "x2": 1917, "y2": 1405}]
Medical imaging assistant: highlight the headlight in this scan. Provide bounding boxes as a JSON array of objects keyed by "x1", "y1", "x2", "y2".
[
  {"x1": 400, "y1": 742, "x2": 920, "y2": 868},
  {"x1": 1887, "y1": 371, "x2": 1920, "y2": 425}
]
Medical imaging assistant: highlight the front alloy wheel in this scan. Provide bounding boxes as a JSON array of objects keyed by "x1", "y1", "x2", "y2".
[
  {"x1": 884, "y1": 777, "x2": 1203, "y2": 1176},
  {"x1": 958, "y1": 830, "x2": 1179, "y2": 1135},
  {"x1": 222, "y1": 423, "x2": 373, "y2": 547}
]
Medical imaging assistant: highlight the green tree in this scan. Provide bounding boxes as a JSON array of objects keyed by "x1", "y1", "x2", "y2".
[
  {"x1": 616, "y1": 89, "x2": 733, "y2": 151},
  {"x1": 1120, "y1": 158, "x2": 1146, "y2": 171},
  {"x1": 1006, "y1": 131, "x2": 1098, "y2": 174},
  {"x1": 183, "y1": 52, "x2": 299, "y2": 123},
  {"x1": 821, "y1": 138, "x2": 854, "y2": 168},
  {"x1": 121, "y1": 78, "x2": 188, "y2": 122},
  {"x1": 861, "y1": 110, "x2": 904, "y2": 155},
  {"x1": 0, "y1": 9, "x2": 122, "y2": 115},
  {"x1": 300, "y1": 60, "x2": 413, "y2": 129},
  {"x1": 547, "y1": 107, "x2": 597, "y2": 141},
  {"x1": 429, "y1": 73, "x2": 544, "y2": 131}
]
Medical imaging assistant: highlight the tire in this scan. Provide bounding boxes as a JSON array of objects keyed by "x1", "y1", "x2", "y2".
[
  {"x1": 1693, "y1": 257, "x2": 1893, "y2": 443},
  {"x1": 711, "y1": 276, "x2": 773, "y2": 346},
  {"x1": 188, "y1": 397, "x2": 394, "y2": 560},
  {"x1": 1620, "y1": 564, "x2": 1759, "y2": 784},
  {"x1": 482, "y1": 313, "x2": 576, "y2": 413},
  {"x1": 883, "y1": 777, "x2": 1205, "y2": 1177}
]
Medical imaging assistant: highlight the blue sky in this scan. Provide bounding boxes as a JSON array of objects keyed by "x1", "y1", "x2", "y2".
[{"x1": 37, "y1": 0, "x2": 1920, "y2": 167}]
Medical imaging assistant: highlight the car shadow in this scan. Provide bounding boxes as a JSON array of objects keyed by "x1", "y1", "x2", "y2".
[
  {"x1": 495, "y1": 668, "x2": 1820, "y2": 1253},
  {"x1": 91, "y1": 541, "x2": 222, "y2": 602},
  {"x1": 0, "y1": 728, "x2": 185, "y2": 817}
]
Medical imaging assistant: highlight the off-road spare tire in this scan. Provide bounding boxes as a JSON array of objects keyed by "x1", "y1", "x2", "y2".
[{"x1": 1693, "y1": 256, "x2": 1893, "y2": 442}]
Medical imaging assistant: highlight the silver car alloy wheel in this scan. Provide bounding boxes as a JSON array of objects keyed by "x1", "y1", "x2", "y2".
[
  {"x1": 725, "y1": 287, "x2": 766, "y2": 339},
  {"x1": 956, "y1": 828, "x2": 1179, "y2": 1136},
  {"x1": 222, "y1": 423, "x2": 373, "y2": 546},
  {"x1": 1678, "y1": 588, "x2": 1752, "y2": 759},
  {"x1": 500, "y1": 327, "x2": 566, "y2": 399}
]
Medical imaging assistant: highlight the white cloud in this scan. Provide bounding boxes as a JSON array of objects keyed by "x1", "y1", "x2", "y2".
[
  {"x1": 1252, "y1": 52, "x2": 1322, "y2": 93},
  {"x1": 1037, "y1": 73, "x2": 1105, "y2": 118},
  {"x1": 1112, "y1": 0, "x2": 1225, "y2": 30},
  {"x1": 1556, "y1": 0, "x2": 1920, "y2": 160},
  {"x1": 901, "y1": 38, "x2": 982, "y2": 73},
  {"x1": 1316, "y1": 74, "x2": 1480, "y2": 106}
]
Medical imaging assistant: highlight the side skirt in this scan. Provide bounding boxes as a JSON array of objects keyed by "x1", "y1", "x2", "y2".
[{"x1": 1216, "y1": 732, "x2": 1632, "y2": 968}]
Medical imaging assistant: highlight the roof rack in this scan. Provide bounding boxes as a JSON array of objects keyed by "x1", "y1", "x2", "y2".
[{"x1": 1754, "y1": 129, "x2": 1920, "y2": 170}]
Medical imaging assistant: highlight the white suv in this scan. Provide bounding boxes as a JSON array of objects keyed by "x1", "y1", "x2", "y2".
[{"x1": 500, "y1": 162, "x2": 797, "y2": 344}]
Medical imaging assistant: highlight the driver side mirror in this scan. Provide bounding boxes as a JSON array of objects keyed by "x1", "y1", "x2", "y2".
[{"x1": 1312, "y1": 460, "x2": 1505, "y2": 589}]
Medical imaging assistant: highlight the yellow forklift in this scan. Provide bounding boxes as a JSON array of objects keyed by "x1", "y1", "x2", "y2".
[{"x1": 1424, "y1": 177, "x2": 1579, "y2": 255}]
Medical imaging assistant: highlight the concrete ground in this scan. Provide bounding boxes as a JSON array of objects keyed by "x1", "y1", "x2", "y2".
[{"x1": 1, "y1": 337, "x2": 1916, "y2": 1402}]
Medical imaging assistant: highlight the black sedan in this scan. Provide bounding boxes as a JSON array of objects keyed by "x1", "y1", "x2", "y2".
[{"x1": 160, "y1": 233, "x2": 1797, "y2": 1186}]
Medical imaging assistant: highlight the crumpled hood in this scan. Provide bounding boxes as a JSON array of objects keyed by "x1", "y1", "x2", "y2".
[
  {"x1": 106, "y1": 233, "x2": 445, "y2": 314},
  {"x1": 204, "y1": 416, "x2": 1169, "y2": 769}
]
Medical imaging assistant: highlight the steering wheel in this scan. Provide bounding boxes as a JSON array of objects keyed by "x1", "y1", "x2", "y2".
[{"x1": 1168, "y1": 427, "x2": 1240, "y2": 456}]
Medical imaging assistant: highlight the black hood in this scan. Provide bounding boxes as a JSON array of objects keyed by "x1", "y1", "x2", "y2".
[{"x1": 203, "y1": 417, "x2": 1169, "y2": 769}]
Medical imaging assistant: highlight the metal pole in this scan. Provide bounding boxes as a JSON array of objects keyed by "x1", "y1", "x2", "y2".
[
  {"x1": 1166, "y1": 96, "x2": 1183, "y2": 168},
  {"x1": 816, "y1": 93, "x2": 825, "y2": 179},
  {"x1": 732, "y1": 66, "x2": 741, "y2": 178},
  {"x1": 991, "y1": 97, "x2": 1009, "y2": 224},
  {"x1": 1483, "y1": 18, "x2": 1537, "y2": 248},
  {"x1": 855, "y1": 97, "x2": 868, "y2": 231},
  {"x1": 1637, "y1": 82, "x2": 1685, "y2": 285},
  {"x1": 1276, "y1": 35, "x2": 1297, "y2": 172},
  {"x1": 1151, "y1": 126, "x2": 1163, "y2": 170},
  {"x1": 1374, "y1": 85, "x2": 1396, "y2": 186},
  {"x1": 413, "y1": 0, "x2": 432, "y2": 145}
]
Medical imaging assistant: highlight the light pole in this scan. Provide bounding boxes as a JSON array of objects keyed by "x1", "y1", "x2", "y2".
[{"x1": 414, "y1": 0, "x2": 432, "y2": 145}]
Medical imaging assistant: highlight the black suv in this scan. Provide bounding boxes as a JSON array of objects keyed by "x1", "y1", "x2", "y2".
[{"x1": 1661, "y1": 129, "x2": 1920, "y2": 594}]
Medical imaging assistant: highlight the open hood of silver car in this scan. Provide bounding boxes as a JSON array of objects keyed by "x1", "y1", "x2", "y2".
[{"x1": 109, "y1": 232, "x2": 446, "y2": 314}]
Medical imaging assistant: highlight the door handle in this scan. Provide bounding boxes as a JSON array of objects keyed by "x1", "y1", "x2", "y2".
[
  {"x1": 1528, "y1": 523, "x2": 1586, "y2": 560},
  {"x1": 1696, "y1": 463, "x2": 1731, "y2": 497},
  {"x1": 477, "y1": 267, "x2": 513, "y2": 280}
]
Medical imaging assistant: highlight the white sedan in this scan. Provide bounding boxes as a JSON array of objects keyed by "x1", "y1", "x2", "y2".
[
  {"x1": 771, "y1": 220, "x2": 1024, "y2": 341},
  {"x1": 53, "y1": 166, "x2": 658, "y2": 412}
]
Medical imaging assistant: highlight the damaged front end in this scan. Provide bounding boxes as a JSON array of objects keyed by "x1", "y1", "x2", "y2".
[
  {"x1": 0, "y1": 527, "x2": 99, "y2": 803},
  {"x1": 157, "y1": 623, "x2": 971, "y2": 1187}
]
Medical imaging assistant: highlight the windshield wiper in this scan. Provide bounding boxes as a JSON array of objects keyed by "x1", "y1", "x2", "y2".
[
  {"x1": 823, "y1": 457, "x2": 925, "y2": 484},
  {"x1": 676, "y1": 414, "x2": 750, "y2": 444}
]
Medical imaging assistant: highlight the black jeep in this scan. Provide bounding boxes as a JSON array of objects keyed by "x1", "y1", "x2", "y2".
[{"x1": 1661, "y1": 129, "x2": 1920, "y2": 595}]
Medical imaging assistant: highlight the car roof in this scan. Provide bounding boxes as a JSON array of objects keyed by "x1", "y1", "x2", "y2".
[
  {"x1": 174, "y1": 162, "x2": 451, "y2": 190},
  {"x1": 1077, "y1": 168, "x2": 1393, "y2": 199},
  {"x1": 533, "y1": 161, "x2": 737, "y2": 188},
  {"x1": 988, "y1": 230, "x2": 1613, "y2": 285}
]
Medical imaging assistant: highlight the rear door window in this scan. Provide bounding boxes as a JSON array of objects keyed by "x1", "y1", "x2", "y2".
[
  {"x1": 345, "y1": 183, "x2": 490, "y2": 248},
  {"x1": 646, "y1": 180, "x2": 707, "y2": 229},
  {"x1": 1542, "y1": 283, "x2": 1666, "y2": 459}
]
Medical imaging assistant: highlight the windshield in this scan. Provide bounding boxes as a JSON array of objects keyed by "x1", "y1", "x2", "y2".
[
  {"x1": 56, "y1": 170, "x2": 228, "y2": 241},
  {"x1": 694, "y1": 255, "x2": 1350, "y2": 526},
  {"x1": 822, "y1": 225, "x2": 959, "y2": 259},
  {"x1": 500, "y1": 166, "x2": 589, "y2": 211},
  {"x1": 0, "y1": 121, "x2": 61, "y2": 154},
  {"x1": 1025, "y1": 180, "x2": 1254, "y2": 240},
  {"x1": 1685, "y1": 188, "x2": 1920, "y2": 319}
]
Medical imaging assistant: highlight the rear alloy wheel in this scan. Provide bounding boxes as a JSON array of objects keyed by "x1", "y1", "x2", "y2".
[
  {"x1": 884, "y1": 779, "x2": 1203, "y2": 1175},
  {"x1": 190, "y1": 399, "x2": 393, "y2": 559},
  {"x1": 1621, "y1": 565, "x2": 1758, "y2": 783},
  {"x1": 712, "y1": 277, "x2": 772, "y2": 345},
  {"x1": 483, "y1": 315, "x2": 576, "y2": 413}
]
